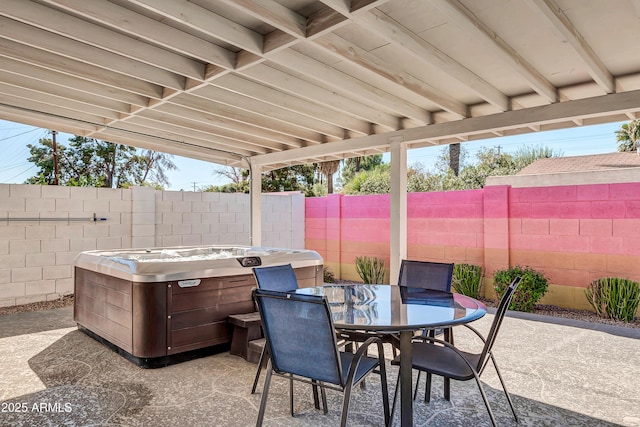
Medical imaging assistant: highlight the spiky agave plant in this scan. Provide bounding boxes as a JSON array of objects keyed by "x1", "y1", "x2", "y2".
[
  {"x1": 452, "y1": 263, "x2": 483, "y2": 298},
  {"x1": 585, "y1": 277, "x2": 640, "y2": 321},
  {"x1": 355, "y1": 256, "x2": 386, "y2": 284}
]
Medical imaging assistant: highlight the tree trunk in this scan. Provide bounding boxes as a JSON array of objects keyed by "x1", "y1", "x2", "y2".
[{"x1": 449, "y1": 143, "x2": 460, "y2": 176}]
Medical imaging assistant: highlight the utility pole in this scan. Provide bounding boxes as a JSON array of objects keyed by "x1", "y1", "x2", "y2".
[
  {"x1": 52, "y1": 130, "x2": 59, "y2": 185},
  {"x1": 192, "y1": 182, "x2": 197, "y2": 192}
]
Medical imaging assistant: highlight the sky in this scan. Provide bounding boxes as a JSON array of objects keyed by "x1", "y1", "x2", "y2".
[{"x1": 0, "y1": 119, "x2": 626, "y2": 191}]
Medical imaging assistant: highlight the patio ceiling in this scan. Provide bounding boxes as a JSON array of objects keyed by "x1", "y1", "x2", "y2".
[{"x1": 1, "y1": 0, "x2": 640, "y2": 171}]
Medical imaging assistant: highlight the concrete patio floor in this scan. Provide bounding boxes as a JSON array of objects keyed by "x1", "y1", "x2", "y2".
[{"x1": 1, "y1": 306, "x2": 639, "y2": 427}]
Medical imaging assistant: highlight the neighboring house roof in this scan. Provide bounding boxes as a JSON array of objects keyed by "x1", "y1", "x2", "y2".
[{"x1": 517, "y1": 152, "x2": 640, "y2": 175}]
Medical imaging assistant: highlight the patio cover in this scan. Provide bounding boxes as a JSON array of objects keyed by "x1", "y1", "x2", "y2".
[{"x1": 1, "y1": 0, "x2": 640, "y2": 278}]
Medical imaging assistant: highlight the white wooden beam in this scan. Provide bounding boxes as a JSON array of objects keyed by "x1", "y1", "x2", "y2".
[
  {"x1": 253, "y1": 89, "x2": 640, "y2": 166},
  {"x1": 219, "y1": 0, "x2": 307, "y2": 39},
  {"x1": 270, "y1": 49, "x2": 430, "y2": 124},
  {"x1": 135, "y1": 109, "x2": 286, "y2": 152},
  {"x1": 115, "y1": 117, "x2": 262, "y2": 157},
  {"x1": 3, "y1": 0, "x2": 205, "y2": 80},
  {"x1": 153, "y1": 102, "x2": 304, "y2": 149},
  {"x1": 127, "y1": 0, "x2": 264, "y2": 55},
  {"x1": 314, "y1": 33, "x2": 467, "y2": 118},
  {"x1": 432, "y1": 0, "x2": 557, "y2": 103},
  {"x1": 528, "y1": 0, "x2": 614, "y2": 94},
  {"x1": 240, "y1": 64, "x2": 400, "y2": 130},
  {"x1": 354, "y1": 9, "x2": 510, "y2": 111},
  {"x1": 0, "y1": 17, "x2": 185, "y2": 91},
  {"x1": 0, "y1": 46, "x2": 152, "y2": 106},
  {"x1": 196, "y1": 83, "x2": 345, "y2": 139},
  {"x1": 42, "y1": 0, "x2": 235, "y2": 67},
  {"x1": 186, "y1": 89, "x2": 327, "y2": 144},
  {"x1": 0, "y1": 69, "x2": 129, "y2": 114},
  {"x1": 0, "y1": 38, "x2": 158, "y2": 102},
  {"x1": 216, "y1": 73, "x2": 370, "y2": 135}
]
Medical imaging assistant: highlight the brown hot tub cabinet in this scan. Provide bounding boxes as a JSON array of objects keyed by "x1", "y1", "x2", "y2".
[{"x1": 73, "y1": 246, "x2": 323, "y2": 367}]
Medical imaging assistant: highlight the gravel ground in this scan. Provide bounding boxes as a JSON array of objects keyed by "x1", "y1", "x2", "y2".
[
  {"x1": 0, "y1": 295, "x2": 74, "y2": 316},
  {"x1": 1, "y1": 292, "x2": 638, "y2": 330}
]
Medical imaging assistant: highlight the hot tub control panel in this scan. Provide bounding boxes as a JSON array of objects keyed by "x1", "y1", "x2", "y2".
[{"x1": 237, "y1": 256, "x2": 261, "y2": 268}]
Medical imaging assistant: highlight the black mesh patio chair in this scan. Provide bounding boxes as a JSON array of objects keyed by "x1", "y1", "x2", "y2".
[
  {"x1": 398, "y1": 259, "x2": 454, "y2": 401},
  {"x1": 391, "y1": 276, "x2": 522, "y2": 427},
  {"x1": 397, "y1": 259, "x2": 454, "y2": 290},
  {"x1": 253, "y1": 289, "x2": 390, "y2": 427},
  {"x1": 250, "y1": 264, "x2": 299, "y2": 396}
]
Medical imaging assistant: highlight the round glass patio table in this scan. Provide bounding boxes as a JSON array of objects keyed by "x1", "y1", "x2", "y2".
[{"x1": 295, "y1": 284, "x2": 487, "y2": 426}]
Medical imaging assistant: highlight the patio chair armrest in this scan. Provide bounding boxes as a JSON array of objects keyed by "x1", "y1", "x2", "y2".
[
  {"x1": 344, "y1": 336, "x2": 385, "y2": 386},
  {"x1": 353, "y1": 336, "x2": 384, "y2": 358},
  {"x1": 462, "y1": 324, "x2": 488, "y2": 343},
  {"x1": 410, "y1": 335, "x2": 479, "y2": 373}
]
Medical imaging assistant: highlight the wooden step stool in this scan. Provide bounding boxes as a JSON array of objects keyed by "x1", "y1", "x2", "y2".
[{"x1": 228, "y1": 312, "x2": 262, "y2": 361}]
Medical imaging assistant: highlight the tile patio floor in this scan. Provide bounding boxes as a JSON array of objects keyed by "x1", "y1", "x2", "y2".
[{"x1": 1, "y1": 306, "x2": 639, "y2": 426}]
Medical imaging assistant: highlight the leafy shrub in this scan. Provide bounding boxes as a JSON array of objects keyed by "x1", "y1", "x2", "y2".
[
  {"x1": 493, "y1": 265, "x2": 549, "y2": 312},
  {"x1": 323, "y1": 266, "x2": 336, "y2": 283},
  {"x1": 585, "y1": 277, "x2": 640, "y2": 321},
  {"x1": 452, "y1": 263, "x2": 483, "y2": 298},
  {"x1": 355, "y1": 256, "x2": 386, "y2": 284}
]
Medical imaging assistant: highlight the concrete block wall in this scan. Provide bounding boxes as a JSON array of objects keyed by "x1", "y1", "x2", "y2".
[
  {"x1": 306, "y1": 180, "x2": 640, "y2": 312},
  {"x1": 153, "y1": 189, "x2": 305, "y2": 249},
  {"x1": 0, "y1": 184, "x2": 132, "y2": 307},
  {"x1": 0, "y1": 184, "x2": 305, "y2": 308}
]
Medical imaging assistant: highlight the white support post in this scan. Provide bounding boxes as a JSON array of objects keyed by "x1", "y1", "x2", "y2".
[
  {"x1": 250, "y1": 160, "x2": 262, "y2": 247},
  {"x1": 389, "y1": 139, "x2": 407, "y2": 284}
]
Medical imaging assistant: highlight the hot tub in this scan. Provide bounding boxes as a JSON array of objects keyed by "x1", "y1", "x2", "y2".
[{"x1": 73, "y1": 245, "x2": 323, "y2": 367}]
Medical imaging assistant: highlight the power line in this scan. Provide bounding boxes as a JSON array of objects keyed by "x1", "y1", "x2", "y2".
[
  {"x1": 4, "y1": 164, "x2": 36, "y2": 182},
  {"x1": 0, "y1": 126, "x2": 41, "y2": 142}
]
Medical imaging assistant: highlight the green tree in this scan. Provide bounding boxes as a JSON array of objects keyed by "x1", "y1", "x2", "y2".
[
  {"x1": 262, "y1": 164, "x2": 317, "y2": 196},
  {"x1": 133, "y1": 150, "x2": 177, "y2": 188},
  {"x1": 615, "y1": 119, "x2": 640, "y2": 152},
  {"x1": 318, "y1": 160, "x2": 341, "y2": 194},
  {"x1": 341, "y1": 164, "x2": 390, "y2": 195},
  {"x1": 207, "y1": 164, "x2": 323, "y2": 195},
  {"x1": 26, "y1": 136, "x2": 176, "y2": 188},
  {"x1": 341, "y1": 155, "x2": 384, "y2": 184},
  {"x1": 204, "y1": 166, "x2": 250, "y2": 193},
  {"x1": 409, "y1": 144, "x2": 561, "y2": 192}
]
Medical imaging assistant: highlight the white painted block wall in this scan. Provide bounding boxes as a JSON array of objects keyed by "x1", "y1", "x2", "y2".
[{"x1": 0, "y1": 184, "x2": 305, "y2": 308}]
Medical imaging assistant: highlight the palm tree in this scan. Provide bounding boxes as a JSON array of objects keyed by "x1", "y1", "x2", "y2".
[
  {"x1": 319, "y1": 160, "x2": 341, "y2": 194},
  {"x1": 449, "y1": 143, "x2": 461, "y2": 176},
  {"x1": 615, "y1": 119, "x2": 640, "y2": 152}
]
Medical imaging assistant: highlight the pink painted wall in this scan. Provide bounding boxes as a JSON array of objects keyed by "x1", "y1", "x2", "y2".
[{"x1": 306, "y1": 182, "x2": 640, "y2": 307}]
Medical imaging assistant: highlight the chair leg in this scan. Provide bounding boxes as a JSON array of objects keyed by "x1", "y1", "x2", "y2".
[
  {"x1": 443, "y1": 328, "x2": 453, "y2": 401},
  {"x1": 320, "y1": 382, "x2": 328, "y2": 414},
  {"x1": 390, "y1": 375, "x2": 400, "y2": 426},
  {"x1": 256, "y1": 365, "x2": 273, "y2": 426},
  {"x1": 251, "y1": 345, "x2": 269, "y2": 394},
  {"x1": 443, "y1": 377, "x2": 450, "y2": 401},
  {"x1": 379, "y1": 356, "x2": 391, "y2": 427},
  {"x1": 425, "y1": 373, "x2": 432, "y2": 403},
  {"x1": 340, "y1": 382, "x2": 354, "y2": 427},
  {"x1": 491, "y1": 354, "x2": 518, "y2": 422},
  {"x1": 311, "y1": 380, "x2": 321, "y2": 410},
  {"x1": 289, "y1": 374, "x2": 294, "y2": 417},
  {"x1": 359, "y1": 343, "x2": 367, "y2": 390},
  {"x1": 311, "y1": 380, "x2": 327, "y2": 414},
  {"x1": 472, "y1": 373, "x2": 498, "y2": 427},
  {"x1": 413, "y1": 371, "x2": 421, "y2": 400}
]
